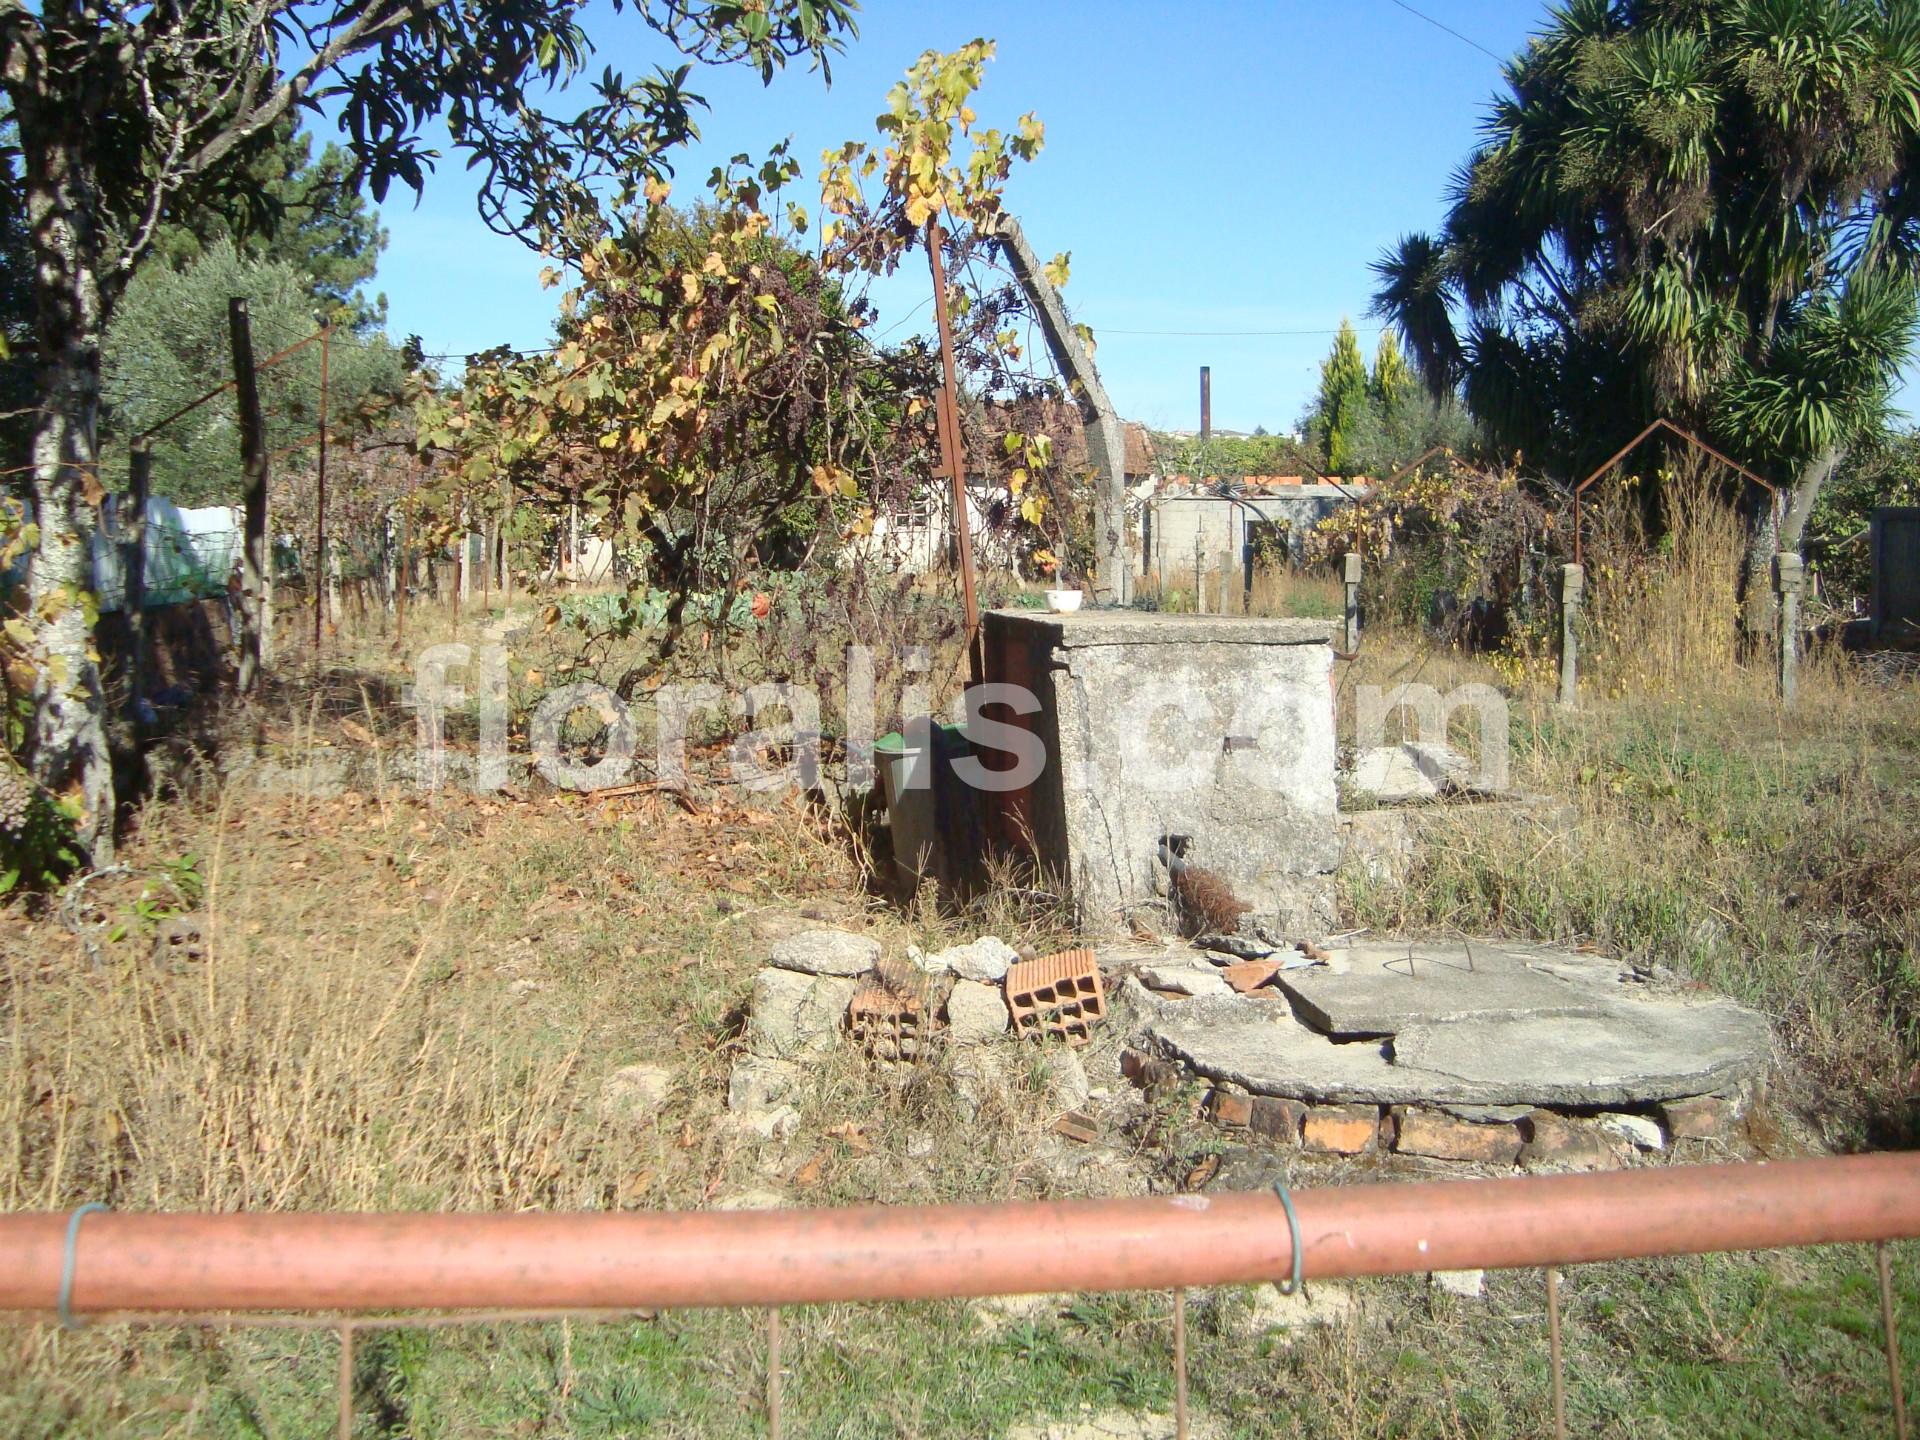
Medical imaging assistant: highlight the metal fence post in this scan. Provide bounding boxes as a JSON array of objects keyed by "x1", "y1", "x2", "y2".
[
  {"x1": 1173, "y1": 1288, "x2": 1189, "y2": 1440},
  {"x1": 1775, "y1": 551, "x2": 1803, "y2": 706},
  {"x1": 1343, "y1": 552, "x2": 1363, "y2": 653},
  {"x1": 1546, "y1": 1267, "x2": 1567, "y2": 1440},
  {"x1": 766, "y1": 1306, "x2": 782, "y2": 1439},
  {"x1": 1558, "y1": 564, "x2": 1584, "y2": 709},
  {"x1": 1877, "y1": 1243, "x2": 1909, "y2": 1440},
  {"x1": 337, "y1": 1322, "x2": 354, "y2": 1440}
]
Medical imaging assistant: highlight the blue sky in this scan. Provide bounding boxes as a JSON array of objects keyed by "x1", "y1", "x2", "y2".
[{"x1": 359, "y1": 0, "x2": 1917, "y2": 433}]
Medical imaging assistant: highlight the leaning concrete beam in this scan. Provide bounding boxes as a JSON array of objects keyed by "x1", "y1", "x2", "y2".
[{"x1": 994, "y1": 216, "x2": 1129, "y2": 605}]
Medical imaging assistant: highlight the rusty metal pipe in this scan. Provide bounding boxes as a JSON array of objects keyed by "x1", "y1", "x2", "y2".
[{"x1": 3, "y1": 1156, "x2": 1916, "y2": 1318}]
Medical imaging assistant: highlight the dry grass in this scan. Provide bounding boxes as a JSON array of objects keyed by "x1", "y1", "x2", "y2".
[
  {"x1": 1340, "y1": 614, "x2": 1920, "y2": 1143},
  {"x1": 3, "y1": 578, "x2": 1917, "y2": 1436},
  {"x1": 1132, "y1": 562, "x2": 1343, "y2": 619},
  {"x1": 1580, "y1": 481, "x2": 1753, "y2": 698}
]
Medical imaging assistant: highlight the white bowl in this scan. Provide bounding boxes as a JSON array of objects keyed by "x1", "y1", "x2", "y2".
[{"x1": 1045, "y1": 589, "x2": 1084, "y2": 613}]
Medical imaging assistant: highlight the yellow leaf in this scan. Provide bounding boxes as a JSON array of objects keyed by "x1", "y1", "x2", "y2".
[{"x1": 644, "y1": 176, "x2": 672, "y2": 206}]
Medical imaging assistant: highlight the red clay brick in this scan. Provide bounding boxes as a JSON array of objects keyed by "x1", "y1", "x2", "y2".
[
  {"x1": 1391, "y1": 1107, "x2": 1524, "y2": 1164},
  {"x1": 1004, "y1": 949, "x2": 1106, "y2": 1047},
  {"x1": 1053, "y1": 1109, "x2": 1100, "y2": 1144},
  {"x1": 846, "y1": 975, "x2": 930, "y2": 1062},
  {"x1": 1205, "y1": 1089, "x2": 1254, "y2": 1128},
  {"x1": 1250, "y1": 1096, "x2": 1306, "y2": 1143},
  {"x1": 1302, "y1": 1103, "x2": 1381, "y2": 1154},
  {"x1": 1657, "y1": 1094, "x2": 1737, "y2": 1141},
  {"x1": 1221, "y1": 959, "x2": 1283, "y2": 994},
  {"x1": 1518, "y1": 1112, "x2": 1621, "y2": 1171}
]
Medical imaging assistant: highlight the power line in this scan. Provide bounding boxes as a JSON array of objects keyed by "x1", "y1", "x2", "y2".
[
  {"x1": 1098, "y1": 324, "x2": 1387, "y2": 337},
  {"x1": 1381, "y1": 0, "x2": 1506, "y2": 63}
]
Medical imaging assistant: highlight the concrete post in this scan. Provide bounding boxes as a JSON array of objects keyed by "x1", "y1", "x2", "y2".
[
  {"x1": 327, "y1": 543, "x2": 344, "y2": 640},
  {"x1": 1342, "y1": 552, "x2": 1362, "y2": 653},
  {"x1": 1774, "y1": 551, "x2": 1803, "y2": 705},
  {"x1": 1558, "y1": 563, "x2": 1584, "y2": 708}
]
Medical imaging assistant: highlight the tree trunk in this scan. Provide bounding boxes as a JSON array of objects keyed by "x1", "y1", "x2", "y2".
[
  {"x1": 1780, "y1": 444, "x2": 1841, "y2": 556},
  {"x1": 994, "y1": 216, "x2": 1130, "y2": 605},
  {"x1": 1741, "y1": 445, "x2": 1842, "y2": 639},
  {"x1": 20, "y1": 126, "x2": 114, "y2": 861}
]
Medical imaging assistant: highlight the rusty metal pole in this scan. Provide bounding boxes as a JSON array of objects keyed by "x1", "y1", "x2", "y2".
[
  {"x1": 337, "y1": 1322, "x2": 354, "y2": 1440},
  {"x1": 1172, "y1": 1288, "x2": 1189, "y2": 1440},
  {"x1": 766, "y1": 1306, "x2": 783, "y2": 1440},
  {"x1": 924, "y1": 217, "x2": 983, "y2": 689},
  {"x1": 1546, "y1": 1267, "x2": 1567, "y2": 1440},
  {"x1": 315, "y1": 324, "x2": 330, "y2": 652},
  {"x1": 6, "y1": 1156, "x2": 1920, "y2": 1317},
  {"x1": 1879, "y1": 1243, "x2": 1909, "y2": 1440}
]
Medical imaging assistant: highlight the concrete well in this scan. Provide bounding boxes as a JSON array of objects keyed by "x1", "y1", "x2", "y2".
[{"x1": 980, "y1": 609, "x2": 1339, "y2": 935}]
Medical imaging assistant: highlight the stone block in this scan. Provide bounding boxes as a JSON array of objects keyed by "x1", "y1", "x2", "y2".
[
  {"x1": 598, "y1": 1063, "x2": 672, "y2": 1124},
  {"x1": 922, "y1": 935, "x2": 1019, "y2": 982},
  {"x1": 768, "y1": 927, "x2": 881, "y2": 977},
  {"x1": 1276, "y1": 939, "x2": 1619, "y2": 1038},
  {"x1": 727, "y1": 1055, "x2": 799, "y2": 1122},
  {"x1": 1140, "y1": 960, "x2": 1234, "y2": 998},
  {"x1": 1430, "y1": 1269, "x2": 1485, "y2": 1299},
  {"x1": 1348, "y1": 741, "x2": 1471, "y2": 802},
  {"x1": 1598, "y1": 1113, "x2": 1665, "y2": 1151},
  {"x1": 1390, "y1": 1107, "x2": 1523, "y2": 1164},
  {"x1": 944, "y1": 978, "x2": 1010, "y2": 1045},
  {"x1": 1038, "y1": 1047, "x2": 1091, "y2": 1112},
  {"x1": 748, "y1": 969, "x2": 857, "y2": 1059},
  {"x1": 1302, "y1": 1103, "x2": 1380, "y2": 1154}
]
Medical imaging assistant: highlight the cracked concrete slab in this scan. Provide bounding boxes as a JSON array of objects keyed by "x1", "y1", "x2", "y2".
[
  {"x1": 1391, "y1": 1001, "x2": 1772, "y2": 1107},
  {"x1": 1146, "y1": 985, "x2": 1772, "y2": 1108},
  {"x1": 1147, "y1": 997, "x2": 1465, "y2": 1105},
  {"x1": 1274, "y1": 940, "x2": 1626, "y2": 1037}
]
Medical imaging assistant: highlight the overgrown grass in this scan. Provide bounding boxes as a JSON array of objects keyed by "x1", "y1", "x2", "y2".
[
  {"x1": 3, "y1": 585, "x2": 1918, "y2": 1436},
  {"x1": 1342, "y1": 630, "x2": 1920, "y2": 1147}
]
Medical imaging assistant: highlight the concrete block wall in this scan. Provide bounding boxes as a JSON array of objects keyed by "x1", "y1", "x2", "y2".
[{"x1": 982, "y1": 610, "x2": 1340, "y2": 936}]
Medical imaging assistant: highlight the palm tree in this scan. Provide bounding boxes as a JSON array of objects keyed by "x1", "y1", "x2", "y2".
[{"x1": 1373, "y1": 0, "x2": 1920, "y2": 601}]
